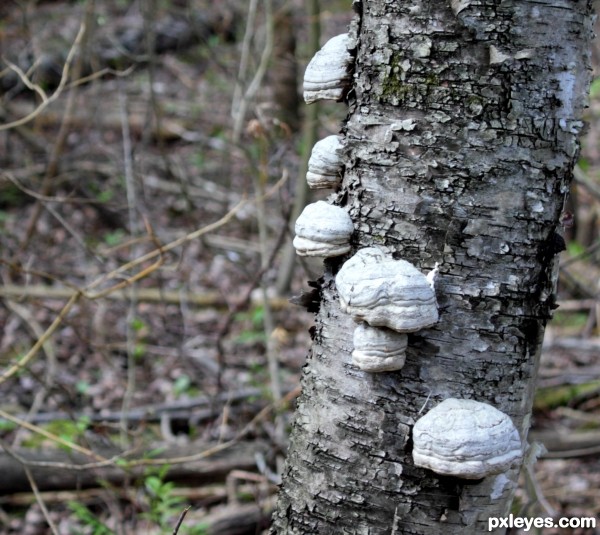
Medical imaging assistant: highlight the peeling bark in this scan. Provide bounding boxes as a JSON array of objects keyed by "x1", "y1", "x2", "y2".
[{"x1": 271, "y1": 1, "x2": 593, "y2": 534}]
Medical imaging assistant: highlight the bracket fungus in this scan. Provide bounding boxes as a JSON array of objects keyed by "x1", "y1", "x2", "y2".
[
  {"x1": 412, "y1": 398, "x2": 523, "y2": 480},
  {"x1": 303, "y1": 33, "x2": 354, "y2": 104},
  {"x1": 306, "y1": 135, "x2": 344, "y2": 189},
  {"x1": 293, "y1": 201, "x2": 353, "y2": 257},
  {"x1": 335, "y1": 247, "x2": 439, "y2": 332},
  {"x1": 352, "y1": 323, "x2": 408, "y2": 373}
]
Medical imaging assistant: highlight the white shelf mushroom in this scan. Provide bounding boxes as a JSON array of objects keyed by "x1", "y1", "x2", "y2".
[
  {"x1": 335, "y1": 247, "x2": 439, "y2": 332},
  {"x1": 412, "y1": 398, "x2": 523, "y2": 479},
  {"x1": 306, "y1": 135, "x2": 344, "y2": 189},
  {"x1": 352, "y1": 323, "x2": 408, "y2": 372},
  {"x1": 303, "y1": 33, "x2": 354, "y2": 104},
  {"x1": 293, "y1": 201, "x2": 354, "y2": 257}
]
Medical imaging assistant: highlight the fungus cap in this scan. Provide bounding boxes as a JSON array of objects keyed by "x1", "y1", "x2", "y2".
[
  {"x1": 293, "y1": 201, "x2": 353, "y2": 257},
  {"x1": 303, "y1": 34, "x2": 353, "y2": 104},
  {"x1": 412, "y1": 398, "x2": 523, "y2": 479},
  {"x1": 306, "y1": 135, "x2": 344, "y2": 189},
  {"x1": 352, "y1": 323, "x2": 408, "y2": 372},
  {"x1": 335, "y1": 247, "x2": 438, "y2": 332}
]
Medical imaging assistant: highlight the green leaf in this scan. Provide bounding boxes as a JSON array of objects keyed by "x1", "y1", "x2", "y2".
[
  {"x1": 103, "y1": 229, "x2": 125, "y2": 247},
  {"x1": 130, "y1": 317, "x2": 146, "y2": 332},
  {"x1": 173, "y1": 375, "x2": 192, "y2": 397},
  {"x1": 590, "y1": 77, "x2": 600, "y2": 99},
  {"x1": 0, "y1": 420, "x2": 17, "y2": 432},
  {"x1": 75, "y1": 380, "x2": 90, "y2": 395},
  {"x1": 68, "y1": 501, "x2": 115, "y2": 535},
  {"x1": 566, "y1": 240, "x2": 585, "y2": 257}
]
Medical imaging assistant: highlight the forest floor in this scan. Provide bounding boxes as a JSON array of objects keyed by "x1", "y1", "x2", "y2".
[{"x1": 0, "y1": 1, "x2": 599, "y2": 534}]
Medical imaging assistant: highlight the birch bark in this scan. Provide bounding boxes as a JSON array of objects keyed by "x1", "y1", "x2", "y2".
[{"x1": 271, "y1": 1, "x2": 594, "y2": 533}]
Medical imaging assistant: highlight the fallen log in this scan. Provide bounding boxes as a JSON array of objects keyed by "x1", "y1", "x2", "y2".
[
  {"x1": 203, "y1": 500, "x2": 274, "y2": 535},
  {"x1": 11, "y1": 388, "x2": 272, "y2": 425},
  {"x1": 0, "y1": 440, "x2": 270, "y2": 495},
  {"x1": 0, "y1": 283, "x2": 290, "y2": 311},
  {"x1": 529, "y1": 429, "x2": 600, "y2": 458},
  {"x1": 1, "y1": 7, "x2": 240, "y2": 95}
]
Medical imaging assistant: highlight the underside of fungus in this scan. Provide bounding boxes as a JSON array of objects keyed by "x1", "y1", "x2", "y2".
[
  {"x1": 303, "y1": 33, "x2": 354, "y2": 104},
  {"x1": 352, "y1": 323, "x2": 407, "y2": 372},
  {"x1": 293, "y1": 201, "x2": 354, "y2": 257},
  {"x1": 412, "y1": 398, "x2": 523, "y2": 479},
  {"x1": 335, "y1": 247, "x2": 439, "y2": 332}
]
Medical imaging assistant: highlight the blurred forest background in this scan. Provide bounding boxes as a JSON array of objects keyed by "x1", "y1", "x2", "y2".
[{"x1": 0, "y1": 0, "x2": 599, "y2": 533}]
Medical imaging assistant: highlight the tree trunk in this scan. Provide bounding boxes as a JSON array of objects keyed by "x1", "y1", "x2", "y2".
[{"x1": 271, "y1": 1, "x2": 593, "y2": 534}]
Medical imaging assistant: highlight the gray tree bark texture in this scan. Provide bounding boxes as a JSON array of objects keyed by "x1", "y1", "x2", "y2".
[{"x1": 271, "y1": 1, "x2": 594, "y2": 534}]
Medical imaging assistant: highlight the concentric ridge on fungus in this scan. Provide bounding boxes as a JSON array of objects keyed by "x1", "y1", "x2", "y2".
[
  {"x1": 303, "y1": 33, "x2": 353, "y2": 104},
  {"x1": 335, "y1": 247, "x2": 438, "y2": 332},
  {"x1": 293, "y1": 201, "x2": 353, "y2": 257},
  {"x1": 352, "y1": 323, "x2": 408, "y2": 372},
  {"x1": 412, "y1": 398, "x2": 523, "y2": 479},
  {"x1": 306, "y1": 135, "x2": 344, "y2": 189}
]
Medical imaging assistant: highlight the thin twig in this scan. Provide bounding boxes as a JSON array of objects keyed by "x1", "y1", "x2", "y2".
[
  {"x1": 44, "y1": 202, "x2": 106, "y2": 264},
  {"x1": 523, "y1": 442, "x2": 557, "y2": 517},
  {"x1": 214, "y1": 194, "x2": 289, "y2": 380},
  {"x1": 0, "y1": 292, "x2": 80, "y2": 385},
  {"x1": 0, "y1": 283, "x2": 290, "y2": 308},
  {"x1": 68, "y1": 64, "x2": 136, "y2": 88},
  {"x1": 559, "y1": 238, "x2": 600, "y2": 267},
  {"x1": 23, "y1": 465, "x2": 60, "y2": 535},
  {"x1": 0, "y1": 409, "x2": 108, "y2": 463},
  {"x1": 11, "y1": 386, "x2": 291, "y2": 425},
  {"x1": 0, "y1": 20, "x2": 87, "y2": 131},
  {"x1": 0, "y1": 437, "x2": 137, "y2": 472},
  {"x1": 85, "y1": 171, "x2": 286, "y2": 294},
  {"x1": 0, "y1": 176, "x2": 287, "y2": 386},
  {"x1": 232, "y1": 0, "x2": 274, "y2": 143},
  {"x1": 3, "y1": 298, "x2": 57, "y2": 448},
  {"x1": 118, "y1": 77, "x2": 139, "y2": 446},
  {"x1": 0, "y1": 385, "x2": 300, "y2": 473},
  {"x1": 231, "y1": 0, "x2": 259, "y2": 138},
  {"x1": 126, "y1": 385, "x2": 300, "y2": 468},
  {"x1": 2, "y1": 58, "x2": 47, "y2": 101},
  {"x1": 275, "y1": 0, "x2": 320, "y2": 295},
  {"x1": 2, "y1": 170, "x2": 111, "y2": 204},
  {"x1": 172, "y1": 506, "x2": 191, "y2": 535},
  {"x1": 574, "y1": 163, "x2": 600, "y2": 200},
  {"x1": 19, "y1": 2, "x2": 95, "y2": 251},
  {"x1": 246, "y1": 123, "x2": 285, "y2": 455}
]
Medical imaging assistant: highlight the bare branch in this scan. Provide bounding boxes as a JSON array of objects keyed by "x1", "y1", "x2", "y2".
[
  {"x1": 23, "y1": 465, "x2": 60, "y2": 535},
  {"x1": 0, "y1": 21, "x2": 87, "y2": 131}
]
